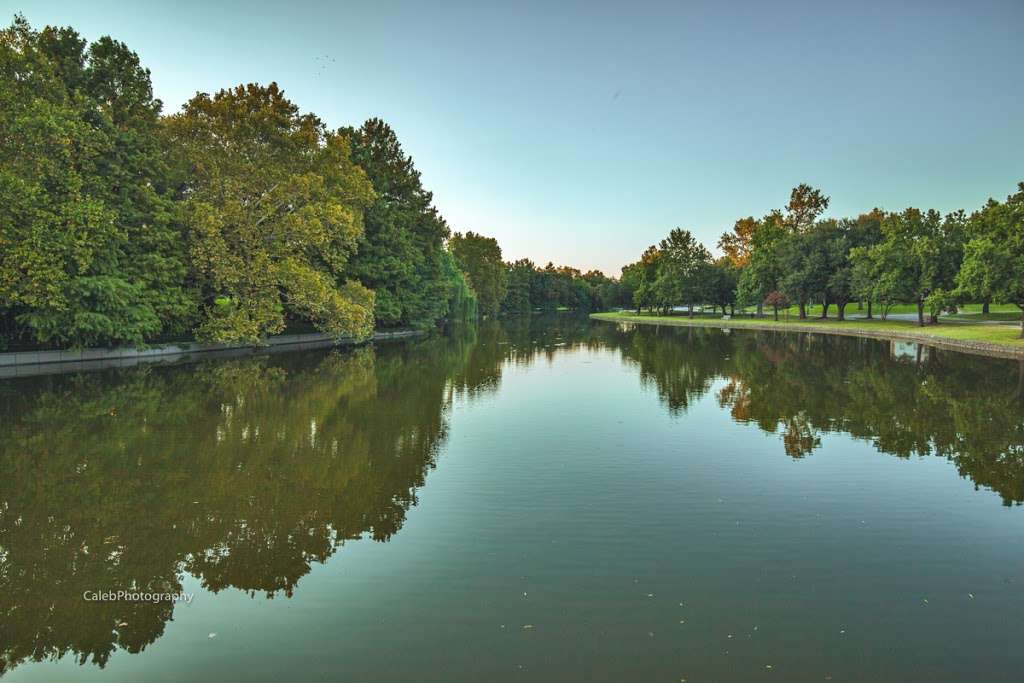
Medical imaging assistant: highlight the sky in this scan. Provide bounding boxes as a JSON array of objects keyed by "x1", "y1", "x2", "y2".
[{"x1": 6, "y1": 0, "x2": 1023, "y2": 275}]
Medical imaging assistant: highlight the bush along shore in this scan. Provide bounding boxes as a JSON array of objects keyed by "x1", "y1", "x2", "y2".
[{"x1": 591, "y1": 311, "x2": 1024, "y2": 359}]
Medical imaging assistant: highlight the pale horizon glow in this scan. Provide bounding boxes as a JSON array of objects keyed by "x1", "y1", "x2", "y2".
[{"x1": 6, "y1": 0, "x2": 1023, "y2": 275}]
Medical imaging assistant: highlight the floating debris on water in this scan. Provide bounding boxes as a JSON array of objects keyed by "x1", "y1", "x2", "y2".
[
  {"x1": 968, "y1": 593, "x2": 975, "y2": 599},
  {"x1": 208, "y1": 633, "x2": 217, "y2": 639}
]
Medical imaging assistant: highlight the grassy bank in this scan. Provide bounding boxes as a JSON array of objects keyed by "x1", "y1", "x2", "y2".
[{"x1": 590, "y1": 311, "x2": 1024, "y2": 358}]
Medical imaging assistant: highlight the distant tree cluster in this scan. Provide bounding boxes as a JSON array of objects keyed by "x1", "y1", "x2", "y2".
[
  {"x1": 621, "y1": 182, "x2": 1024, "y2": 336},
  {"x1": 443, "y1": 233, "x2": 628, "y2": 318},
  {"x1": 0, "y1": 17, "x2": 617, "y2": 349}
]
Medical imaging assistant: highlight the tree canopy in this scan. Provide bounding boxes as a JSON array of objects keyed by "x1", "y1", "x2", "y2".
[
  {"x1": 449, "y1": 231, "x2": 507, "y2": 318},
  {"x1": 343, "y1": 118, "x2": 453, "y2": 329},
  {"x1": 0, "y1": 17, "x2": 193, "y2": 347},
  {"x1": 163, "y1": 83, "x2": 377, "y2": 343},
  {"x1": 957, "y1": 183, "x2": 1024, "y2": 336}
]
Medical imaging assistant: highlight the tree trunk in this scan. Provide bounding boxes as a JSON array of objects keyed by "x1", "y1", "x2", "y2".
[
  {"x1": 798, "y1": 301, "x2": 807, "y2": 319},
  {"x1": 730, "y1": 304, "x2": 735, "y2": 316},
  {"x1": 1019, "y1": 306, "x2": 1024, "y2": 339},
  {"x1": 688, "y1": 302, "x2": 694, "y2": 318},
  {"x1": 756, "y1": 302, "x2": 763, "y2": 317},
  {"x1": 773, "y1": 306, "x2": 779, "y2": 321},
  {"x1": 983, "y1": 299, "x2": 991, "y2": 314},
  {"x1": 836, "y1": 301, "x2": 847, "y2": 321},
  {"x1": 820, "y1": 297, "x2": 829, "y2": 319},
  {"x1": 866, "y1": 300, "x2": 873, "y2": 319},
  {"x1": 917, "y1": 299, "x2": 925, "y2": 327}
]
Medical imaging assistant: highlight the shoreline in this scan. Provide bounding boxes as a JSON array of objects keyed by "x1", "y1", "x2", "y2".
[
  {"x1": 590, "y1": 312, "x2": 1024, "y2": 360},
  {"x1": 0, "y1": 329, "x2": 424, "y2": 379}
]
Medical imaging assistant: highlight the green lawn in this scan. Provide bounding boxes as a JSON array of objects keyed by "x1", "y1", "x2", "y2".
[
  {"x1": 734, "y1": 302, "x2": 1020, "y2": 318},
  {"x1": 591, "y1": 310, "x2": 1024, "y2": 353},
  {"x1": 945, "y1": 311, "x2": 1022, "y2": 322}
]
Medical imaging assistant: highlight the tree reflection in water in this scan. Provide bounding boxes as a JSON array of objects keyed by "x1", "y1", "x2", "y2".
[
  {"x1": 601, "y1": 322, "x2": 1024, "y2": 504},
  {"x1": 0, "y1": 315, "x2": 1021, "y2": 673}
]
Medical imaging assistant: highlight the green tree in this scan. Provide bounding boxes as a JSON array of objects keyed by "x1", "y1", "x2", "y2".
[
  {"x1": 502, "y1": 258, "x2": 536, "y2": 314},
  {"x1": 736, "y1": 213, "x2": 785, "y2": 313},
  {"x1": 633, "y1": 246, "x2": 663, "y2": 313},
  {"x1": 706, "y1": 257, "x2": 739, "y2": 315},
  {"x1": 439, "y1": 248, "x2": 478, "y2": 323},
  {"x1": 778, "y1": 227, "x2": 832, "y2": 319},
  {"x1": 844, "y1": 210, "x2": 884, "y2": 318},
  {"x1": 957, "y1": 183, "x2": 1024, "y2": 337},
  {"x1": 852, "y1": 208, "x2": 965, "y2": 326},
  {"x1": 657, "y1": 228, "x2": 712, "y2": 317},
  {"x1": 0, "y1": 17, "x2": 193, "y2": 347},
  {"x1": 163, "y1": 83, "x2": 376, "y2": 343},
  {"x1": 449, "y1": 231, "x2": 507, "y2": 317},
  {"x1": 619, "y1": 261, "x2": 642, "y2": 312},
  {"x1": 342, "y1": 119, "x2": 452, "y2": 328}
]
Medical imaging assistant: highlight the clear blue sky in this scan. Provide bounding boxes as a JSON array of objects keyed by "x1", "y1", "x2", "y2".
[{"x1": 6, "y1": 0, "x2": 1023, "y2": 275}]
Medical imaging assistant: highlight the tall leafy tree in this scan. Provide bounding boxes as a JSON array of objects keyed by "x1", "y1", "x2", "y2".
[
  {"x1": 342, "y1": 119, "x2": 452, "y2": 328},
  {"x1": 706, "y1": 257, "x2": 739, "y2": 315},
  {"x1": 657, "y1": 228, "x2": 712, "y2": 316},
  {"x1": 957, "y1": 183, "x2": 1024, "y2": 337},
  {"x1": 736, "y1": 213, "x2": 786, "y2": 312},
  {"x1": 449, "y1": 231, "x2": 507, "y2": 317},
  {"x1": 844, "y1": 210, "x2": 884, "y2": 318},
  {"x1": 163, "y1": 83, "x2": 376, "y2": 343},
  {"x1": 778, "y1": 227, "x2": 832, "y2": 319},
  {"x1": 852, "y1": 208, "x2": 965, "y2": 326},
  {"x1": 502, "y1": 258, "x2": 536, "y2": 314},
  {"x1": 0, "y1": 17, "x2": 193, "y2": 346},
  {"x1": 619, "y1": 261, "x2": 642, "y2": 312},
  {"x1": 633, "y1": 246, "x2": 663, "y2": 313}
]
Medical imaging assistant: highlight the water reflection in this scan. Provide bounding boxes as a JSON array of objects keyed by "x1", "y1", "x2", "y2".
[
  {"x1": 601, "y1": 322, "x2": 1024, "y2": 505},
  {"x1": 0, "y1": 315, "x2": 1021, "y2": 675},
  {"x1": 0, "y1": 334, "x2": 493, "y2": 673}
]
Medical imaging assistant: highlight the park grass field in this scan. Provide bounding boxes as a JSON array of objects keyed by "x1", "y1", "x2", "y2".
[
  {"x1": 738, "y1": 302, "x2": 1020, "y2": 319},
  {"x1": 591, "y1": 309, "x2": 1024, "y2": 356}
]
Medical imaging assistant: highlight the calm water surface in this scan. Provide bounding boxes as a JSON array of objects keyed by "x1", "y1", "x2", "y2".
[{"x1": 2, "y1": 316, "x2": 1023, "y2": 681}]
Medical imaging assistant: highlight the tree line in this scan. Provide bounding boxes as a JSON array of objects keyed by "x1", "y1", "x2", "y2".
[
  {"x1": 0, "y1": 17, "x2": 614, "y2": 350},
  {"x1": 620, "y1": 182, "x2": 1024, "y2": 336}
]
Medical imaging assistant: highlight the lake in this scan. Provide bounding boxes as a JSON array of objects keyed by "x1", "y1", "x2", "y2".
[{"x1": 2, "y1": 315, "x2": 1023, "y2": 681}]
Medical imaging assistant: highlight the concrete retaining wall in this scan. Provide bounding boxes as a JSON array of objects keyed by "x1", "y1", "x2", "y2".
[{"x1": 0, "y1": 329, "x2": 422, "y2": 379}]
